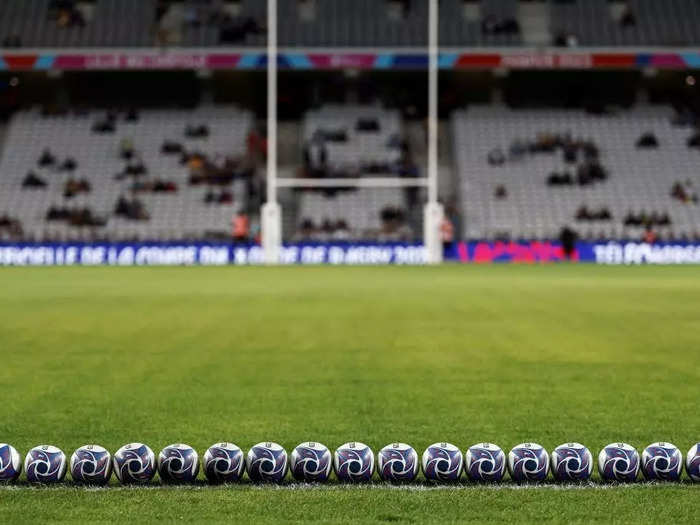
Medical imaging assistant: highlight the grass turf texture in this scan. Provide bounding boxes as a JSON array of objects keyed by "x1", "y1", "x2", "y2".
[{"x1": 0, "y1": 265, "x2": 698, "y2": 523}]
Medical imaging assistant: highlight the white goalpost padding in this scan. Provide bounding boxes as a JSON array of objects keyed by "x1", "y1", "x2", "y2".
[{"x1": 261, "y1": 0, "x2": 443, "y2": 264}]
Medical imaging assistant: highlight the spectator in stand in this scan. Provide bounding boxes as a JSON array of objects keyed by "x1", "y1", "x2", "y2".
[
  {"x1": 643, "y1": 226, "x2": 657, "y2": 244},
  {"x1": 318, "y1": 219, "x2": 335, "y2": 242},
  {"x1": 58, "y1": 157, "x2": 78, "y2": 172},
  {"x1": 636, "y1": 132, "x2": 659, "y2": 148},
  {"x1": 63, "y1": 177, "x2": 91, "y2": 198},
  {"x1": 22, "y1": 171, "x2": 47, "y2": 189},
  {"x1": 2, "y1": 35, "x2": 22, "y2": 48},
  {"x1": 440, "y1": 214, "x2": 455, "y2": 255},
  {"x1": 494, "y1": 185, "x2": 507, "y2": 199},
  {"x1": 559, "y1": 226, "x2": 577, "y2": 261},
  {"x1": 50, "y1": 1, "x2": 86, "y2": 28},
  {"x1": 487, "y1": 148, "x2": 506, "y2": 166},
  {"x1": 120, "y1": 138, "x2": 135, "y2": 160},
  {"x1": 332, "y1": 220, "x2": 351, "y2": 241},
  {"x1": 38, "y1": 148, "x2": 56, "y2": 167},
  {"x1": 185, "y1": 124, "x2": 209, "y2": 139},
  {"x1": 293, "y1": 218, "x2": 317, "y2": 242},
  {"x1": 231, "y1": 211, "x2": 250, "y2": 243},
  {"x1": 0, "y1": 214, "x2": 23, "y2": 240},
  {"x1": 114, "y1": 195, "x2": 149, "y2": 221},
  {"x1": 620, "y1": 3, "x2": 636, "y2": 28},
  {"x1": 378, "y1": 206, "x2": 413, "y2": 242},
  {"x1": 303, "y1": 136, "x2": 328, "y2": 178},
  {"x1": 125, "y1": 157, "x2": 147, "y2": 176},
  {"x1": 671, "y1": 180, "x2": 698, "y2": 204}
]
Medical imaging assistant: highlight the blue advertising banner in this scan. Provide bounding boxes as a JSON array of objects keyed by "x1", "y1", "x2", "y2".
[
  {"x1": 1, "y1": 241, "x2": 699, "y2": 266},
  {"x1": 0, "y1": 243, "x2": 426, "y2": 266}
]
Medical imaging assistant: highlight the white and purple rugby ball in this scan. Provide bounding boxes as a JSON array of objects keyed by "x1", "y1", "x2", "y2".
[
  {"x1": 203, "y1": 442, "x2": 245, "y2": 483},
  {"x1": 246, "y1": 442, "x2": 288, "y2": 482},
  {"x1": 686, "y1": 443, "x2": 700, "y2": 481},
  {"x1": 598, "y1": 442, "x2": 639, "y2": 482},
  {"x1": 113, "y1": 443, "x2": 156, "y2": 484},
  {"x1": 25, "y1": 445, "x2": 67, "y2": 483},
  {"x1": 158, "y1": 443, "x2": 199, "y2": 483},
  {"x1": 377, "y1": 443, "x2": 419, "y2": 482},
  {"x1": 508, "y1": 443, "x2": 549, "y2": 482},
  {"x1": 334, "y1": 442, "x2": 374, "y2": 482},
  {"x1": 290, "y1": 442, "x2": 332, "y2": 482},
  {"x1": 421, "y1": 442, "x2": 463, "y2": 482},
  {"x1": 70, "y1": 444, "x2": 112, "y2": 485},
  {"x1": 641, "y1": 442, "x2": 683, "y2": 481},
  {"x1": 550, "y1": 443, "x2": 593, "y2": 481},
  {"x1": 0, "y1": 444, "x2": 22, "y2": 482},
  {"x1": 464, "y1": 443, "x2": 506, "y2": 482}
]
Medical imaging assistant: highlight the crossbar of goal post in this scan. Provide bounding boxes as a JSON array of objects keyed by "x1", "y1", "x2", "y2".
[{"x1": 261, "y1": 0, "x2": 444, "y2": 264}]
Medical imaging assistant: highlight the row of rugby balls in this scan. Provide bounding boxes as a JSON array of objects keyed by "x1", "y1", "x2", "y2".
[{"x1": 1, "y1": 441, "x2": 699, "y2": 484}]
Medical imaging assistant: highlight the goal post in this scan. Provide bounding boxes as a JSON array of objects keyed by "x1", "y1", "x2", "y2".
[
  {"x1": 262, "y1": 0, "x2": 281, "y2": 265},
  {"x1": 261, "y1": 0, "x2": 444, "y2": 264},
  {"x1": 424, "y1": 0, "x2": 443, "y2": 264}
]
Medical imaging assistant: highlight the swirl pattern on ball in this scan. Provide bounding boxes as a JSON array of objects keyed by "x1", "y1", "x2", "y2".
[
  {"x1": 377, "y1": 443, "x2": 419, "y2": 482},
  {"x1": 203, "y1": 443, "x2": 245, "y2": 483},
  {"x1": 246, "y1": 442, "x2": 288, "y2": 482},
  {"x1": 334, "y1": 442, "x2": 374, "y2": 482},
  {"x1": 290, "y1": 442, "x2": 332, "y2": 482},
  {"x1": 465, "y1": 443, "x2": 506, "y2": 482},
  {"x1": 158, "y1": 444, "x2": 199, "y2": 483},
  {"x1": 70, "y1": 445, "x2": 112, "y2": 484},
  {"x1": 24, "y1": 445, "x2": 67, "y2": 483},
  {"x1": 598, "y1": 443, "x2": 639, "y2": 482},
  {"x1": 550, "y1": 443, "x2": 593, "y2": 481},
  {"x1": 113, "y1": 443, "x2": 156, "y2": 484},
  {"x1": 421, "y1": 443, "x2": 463, "y2": 482},
  {"x1": 508, "y1": 443, "x2": 549, "y2": 482},
  {"x1": 641, "y1": 442, "x2": 682, "y2": 481},
  {"x1": 0, "y1": 444, "x2": 22, "y2": 482},
  {"x1": 686, "y1": 444, "x2": 700, "y2": 482}
]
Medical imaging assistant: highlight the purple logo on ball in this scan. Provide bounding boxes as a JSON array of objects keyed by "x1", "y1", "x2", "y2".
[
  {"x1": 465, "y1": 443, "x2": 506, "y2": 482},
  {"x1": 158, "y1": 444, "x2": 199, "y2": 483},
  {"x1": 203, "y1": 443, "x2": 244, "y2": 483},
  {"x1": 641, "y1": 442, "x2": 682, "y2": 481},
  {"x1": 551, "y1": 443, "x2": 593, "y2": 481},
  {"x1": 508, "y1": 443, "x2": 549, "y2": 482},
  {"x1": 334, "y1": 442, "x2": 374, "y2": 482},
  {"x1": 70, "y1": 445, "x2": 112, "y2": 485},
  {"x1": 378, "y1": 443, "x2": 419, "y2": 482},
  {"x1": 246, "y1": 442, "x2": 288, "y2": 482},
  {"x1": 598, "y1": 443, "x2": 639, "y2": 482},
  {"x1": 25, "y1": 445, "x2": 67, "y2": 483},
  {"x1": 113, "y1": 443, "x2": 156, "y2": 484},
  {"x1": 290, "y1": 442, "x2": 332, "y2": 482},
  {"x1": 422, "y1": 443, "x2": 463, "y2": 482},
  {"x1": 0, "y1": 444, "x2": 21, "y2": 482}
]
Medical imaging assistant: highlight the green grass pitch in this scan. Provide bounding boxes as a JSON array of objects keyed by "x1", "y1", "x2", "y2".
[{"x1": 0, "y1": 265, "x2": 698, "y2": 523}]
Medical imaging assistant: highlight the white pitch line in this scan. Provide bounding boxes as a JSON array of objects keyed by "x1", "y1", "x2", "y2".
[{"x1": 0, "y1": 482, "x2": 696, "y2": 492}]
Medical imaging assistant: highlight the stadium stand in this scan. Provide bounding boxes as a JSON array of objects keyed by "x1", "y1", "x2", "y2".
[
  {"x1": 301, "y1": 104, "x2": 404, "y2": 174},
  {"x1": 295, "y1": 188, "x2": 412, "y2": 241},
  {"x1": 452, "y1": 105, "x2": 700, "y2": 242},
  {"x1": 6, "y1": 0, "x2": 700, "y2": 49},
  {"x1": 440, "y1": 0, "x2": 522, "y2": 47},
  {"x1": 0, "y1": 106, "x2": 256, "y2": 241},
  {"x1": 293, "y1": 104, "x2": 419, "y2": 240},
  {"x1": 550, "y1": 0, "x2": 700, "y2": 47}
]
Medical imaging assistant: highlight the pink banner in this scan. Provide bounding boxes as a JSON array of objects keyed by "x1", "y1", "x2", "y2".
[
  {"x1": 53, "y1": 54, "x2": 241, "y2": 70},
  {"x1": 308, "y1": 54, "x2": 377, "y2": 69}
]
